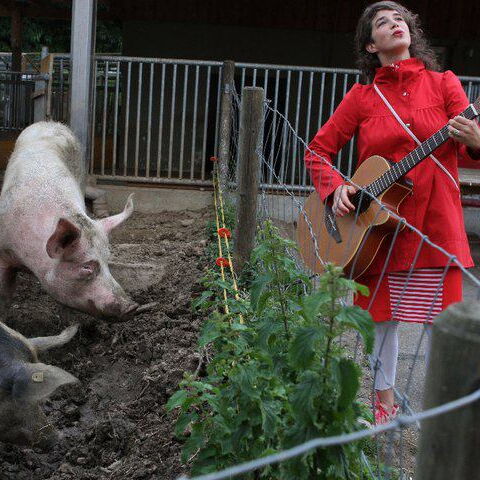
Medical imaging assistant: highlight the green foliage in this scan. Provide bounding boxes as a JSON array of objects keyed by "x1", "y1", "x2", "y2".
[
  {"x1": 168, "y1": 220, "x2": 375, "y2": 478},
  {"x1": 0, "y1": 17, "x2": 122, "y2": 53}
]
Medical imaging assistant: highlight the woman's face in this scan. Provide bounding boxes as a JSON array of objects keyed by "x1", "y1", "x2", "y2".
[{"x1": 367, "y1": 9, "x2": 411, "y2": 61}]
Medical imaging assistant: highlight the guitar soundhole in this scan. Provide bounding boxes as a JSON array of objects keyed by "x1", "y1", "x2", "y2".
[{"x1": 352, "y1": 190, "x2": 373, "y2": 215}]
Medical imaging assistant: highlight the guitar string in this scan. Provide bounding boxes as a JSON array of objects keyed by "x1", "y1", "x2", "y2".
[{"x1": 365, "y1": 104, "x2": 477, "y2": 203}]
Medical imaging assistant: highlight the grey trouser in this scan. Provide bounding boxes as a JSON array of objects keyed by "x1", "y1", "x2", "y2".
[{"x1": 371, "y1": 321, "x2": 432, "y2": 391}]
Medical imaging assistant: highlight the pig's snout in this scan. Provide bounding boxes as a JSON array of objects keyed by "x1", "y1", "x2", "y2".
[
  {"x1": 110, "y1": 299, "x2": 139, "y2": 319},
  {"x1": 88, "y1": 299, "x2": 139, "y2": 320},
  {"x1": 121, "y1": 302, "x2": 139, "y2": 317}
]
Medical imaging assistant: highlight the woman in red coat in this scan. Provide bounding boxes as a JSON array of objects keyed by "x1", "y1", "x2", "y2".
[{"x1": 305, "y1": 1, "x2": 480, "y2": 423}]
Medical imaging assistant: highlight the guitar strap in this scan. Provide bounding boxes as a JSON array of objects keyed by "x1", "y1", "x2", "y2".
[{"x1": 373, "y1": 83, "x2": 460, "y2": 191}]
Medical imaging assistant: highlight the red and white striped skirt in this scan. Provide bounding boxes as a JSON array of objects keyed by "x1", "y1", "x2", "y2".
[{"x1": 354, "y1": 267, "x2": 463, "y2": 324}]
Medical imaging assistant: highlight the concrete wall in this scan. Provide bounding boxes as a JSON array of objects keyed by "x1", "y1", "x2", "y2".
[
  {"x1": 123, "y1": 21, "x2": 480, "y2": 75},
  {"x1": 100, "y1": 184, "x2": 480, "y2": 242},
  {"x1": 123, "y1": 22, "x2": 355, "y2": 68},
  {"x1": 100, "y1": 184, "x2": 213, "y2": 213}
]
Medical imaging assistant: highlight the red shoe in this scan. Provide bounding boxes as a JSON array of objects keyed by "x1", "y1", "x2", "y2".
[{"x1": 374, "y1": 401, "x2": 399, "y2": 425}]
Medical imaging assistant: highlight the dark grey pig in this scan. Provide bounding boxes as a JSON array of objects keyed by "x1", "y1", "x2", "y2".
[
  {"x1": 0, "y1": 121, "x2": 138, "y2": 318},
  {"x1": 0, "y1": 322, "x2": 78, "y2": 448}
]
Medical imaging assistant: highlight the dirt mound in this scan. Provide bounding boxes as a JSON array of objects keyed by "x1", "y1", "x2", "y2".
[{"x1": 0, "y1": 208, "x2": 211, "y2": 479}]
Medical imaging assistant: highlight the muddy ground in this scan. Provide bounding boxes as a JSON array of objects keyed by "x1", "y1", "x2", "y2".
[{"x1": 0, "y1": 208, "x2": 212, "y2": 480}]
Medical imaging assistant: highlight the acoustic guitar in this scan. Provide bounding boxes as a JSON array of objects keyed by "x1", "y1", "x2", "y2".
[{"x1": 296, "y1": 97, "x2": 480, "y2": 279}]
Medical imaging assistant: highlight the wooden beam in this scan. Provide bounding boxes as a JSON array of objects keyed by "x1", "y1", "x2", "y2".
[
  {"x1": 70, "y1": 0, "x2": 97, "y2": 190},
  {"x1": 11, "y1": 1, "x2": 23, "y2": 72}
]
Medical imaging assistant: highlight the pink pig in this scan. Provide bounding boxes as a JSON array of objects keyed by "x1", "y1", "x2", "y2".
[{"x1": 0, "y1": 121, "x2": 138, "y2": 318}]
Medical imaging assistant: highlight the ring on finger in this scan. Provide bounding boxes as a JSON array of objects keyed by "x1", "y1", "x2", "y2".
[{"x1": 452, "y1": 128, "x2": 461, "y2": 137}]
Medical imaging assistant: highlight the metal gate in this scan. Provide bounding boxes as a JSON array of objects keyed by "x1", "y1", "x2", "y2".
[
  {"x1": 5, "y1": 53, "x2": 480, "y2": 188},
  {"x1": 0, "y1": 71, "x2": 49, "y2": 131}
]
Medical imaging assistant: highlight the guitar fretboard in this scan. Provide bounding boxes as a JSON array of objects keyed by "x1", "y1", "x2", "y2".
[{"x1": 366, "y1": 103, "x2": 479, "y2": 198}]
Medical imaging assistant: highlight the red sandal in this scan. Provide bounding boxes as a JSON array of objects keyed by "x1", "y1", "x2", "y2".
[{"x1": 374, "y1": 400, "x2": 399, "y2": 425}]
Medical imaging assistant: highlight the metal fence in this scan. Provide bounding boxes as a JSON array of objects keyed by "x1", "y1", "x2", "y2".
[
  {"x1": 0, "y1": 71, "x2": 48, "y2": 131},
  {"x1": 51, "y1": 55, "x2": 70, "y2": 123},
  {"x1": 208, "y1": 86, "x2": 480, "y2": 480},
  {"x1": 0, "y1": 52, "x2": 42, "y2": 74},
  {"x1": 50, "y1": 54, "x2": 224, "y2": 186},
  {"x1": 235, "y1": 62, "x2": 480, "y2": 188},
  {"x1": 9, "y1": 54, "x2": 480, "y2": 187},
  {"x1": 90, "y1": 56, "x2": 223, "y2": 185}
]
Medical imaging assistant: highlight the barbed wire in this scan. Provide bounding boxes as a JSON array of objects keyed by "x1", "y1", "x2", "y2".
[
  {"x1": 255, "y1": 102, "x2": 436, "y2": 424},
  {"x1": 190, "y1": 85, "x2": 480, "y2": 480},
  {"x1": 177, "y1": 387, "x2": 480, "y2": 480},
  {"x1": 260, "y1": 100, "x2": 480, "y2": 287}
]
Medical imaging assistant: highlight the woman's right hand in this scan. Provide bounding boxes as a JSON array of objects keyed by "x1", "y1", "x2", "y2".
[{"x1": 332, "y1": 184, "x2": 357, "y2": 216}]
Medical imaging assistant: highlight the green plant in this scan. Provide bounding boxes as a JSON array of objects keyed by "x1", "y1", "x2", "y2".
[
  {"x1": 0, "y1": 18, "x2": 122, "y2": 53},
  {"x1": 167, "y1": 220, "x2": 375, "y2": 479}
]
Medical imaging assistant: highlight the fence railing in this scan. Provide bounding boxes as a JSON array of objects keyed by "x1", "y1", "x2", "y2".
[
  {"x1": 3, "y1": 53, "x2": 480, "y2": 187},
  {"x1": 48, "y1": 55, "x2": 480, "y2": 188},
  {"x1": 0, "y1": 71, "x2": 49, "y2": 131},
  {"x1": 50, "y1": 54, "x2": 223, "y2": 186}
]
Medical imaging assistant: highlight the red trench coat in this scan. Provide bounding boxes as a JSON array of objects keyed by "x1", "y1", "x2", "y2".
[{"x1": 305, "y1": 58, "x2": 477, "y2": 274}]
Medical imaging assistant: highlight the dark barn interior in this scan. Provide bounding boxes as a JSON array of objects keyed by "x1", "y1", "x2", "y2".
[{"x1": 1, "y1": 0, "x2": 479, "y2": 74}]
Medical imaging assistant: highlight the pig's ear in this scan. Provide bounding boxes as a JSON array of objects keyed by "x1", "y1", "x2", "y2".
[
  {"x1": 12, "y1": 362, "x2": 78, "y2": 402},
  {"x1": 46, "y1": 218, "x2": 81, "y2": 260},
  {"x1": 98, "y1": 193, "x2": 134, "y2": 235},
  {"x1": 29, "y1": 324, "x2": 79, "y2": 353}
]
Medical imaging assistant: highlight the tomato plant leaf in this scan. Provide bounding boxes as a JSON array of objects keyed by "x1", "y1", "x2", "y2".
[
  {"x1": 198, "y1": 320, "x2": 223, "y2": 347},
  {"x1": 291, "y1": 370, "x2": 322, "y2": 422},
  {"x1": 260, "y1": 401, "x2": 279, "y2": 437},
  {"x1": 174, "y1": 411, "x2": 199, "y2": 437},
  {"x1": 298, "y1": 291, "x2": 330, "y2": 322}
]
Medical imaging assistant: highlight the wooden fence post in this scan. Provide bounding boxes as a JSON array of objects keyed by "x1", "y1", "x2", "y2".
[
  {"x1": 11, "y1": 3, "x2": 23, "y2": 73},
  {"x1": 217, "y1": 60, "x2": 235, "y2": 193},
  {"x1": 416, "y1": 301, "x2": 480, "y2": 479},
  {"x1": 70, "y1": 0, "x2": 97, "y2": 192},
  {"x1": 32, "y1": 48, "x2": 51, "y2": 123},
  {"x1": 234, "y1": 86, "x2": 265, "y2": 273}
]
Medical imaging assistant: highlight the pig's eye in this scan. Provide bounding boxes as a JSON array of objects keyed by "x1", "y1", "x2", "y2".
[{"x1": 80, "y1": 260, "x2": 100, "y2": 278}]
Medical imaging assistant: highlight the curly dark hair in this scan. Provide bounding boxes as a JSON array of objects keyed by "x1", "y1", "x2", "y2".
[{"x1": 354, "y1": 1, "x2": 440, "y2": 83}]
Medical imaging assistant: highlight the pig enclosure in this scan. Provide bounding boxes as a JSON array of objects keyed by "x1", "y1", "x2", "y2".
[{"x1": 0, "y1": 207, "x2": 211, "y2": 479}]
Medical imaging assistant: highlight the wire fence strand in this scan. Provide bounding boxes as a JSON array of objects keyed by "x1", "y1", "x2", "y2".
[{"x1": 178, "y1": 85, "x2": 480, "y2": 480}]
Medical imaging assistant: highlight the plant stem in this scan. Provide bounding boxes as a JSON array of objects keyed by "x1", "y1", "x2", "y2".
[
  {"x1": 323, "y1": 271, "x2": 337, "y2": 374},
  {"x1": 269, "y1": 236, "x2": 290, "y2": 337},
  {"x1": 324, "y1": 316, "x2": 335, "y2": 373}
]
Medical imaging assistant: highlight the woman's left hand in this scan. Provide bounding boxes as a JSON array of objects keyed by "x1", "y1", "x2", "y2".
[{"x1": 447, "y1": 116, "x2": 480, "y2": 151}]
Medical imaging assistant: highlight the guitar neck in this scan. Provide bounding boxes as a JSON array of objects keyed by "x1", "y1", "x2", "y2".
[{"x1": 367, "y1": 103, "x2": 479, "y2": 197}]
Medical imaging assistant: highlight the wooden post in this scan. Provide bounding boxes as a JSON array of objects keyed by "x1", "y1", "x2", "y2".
[
  {"x1": 70, "y1": 0, "x2": 97, "y2": 192},
  {"x1": 11, "y1": 2, "x2": 23, "y2": 72},
  {"x1": 32, "y1": 48, "x2": 50, "y2": 122},
  {"x1": 217, "y1": 60, "x2": 235, "y2": 193},
  {"x1": 416, "y1": 301, "x2": 480, "y2": 479},
  {"x1": 234, "y1": 87, "x2": 265, "y2": 272},
  {"x1": 40, "y1": 52, "x2": 53, "y2": 120}
]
